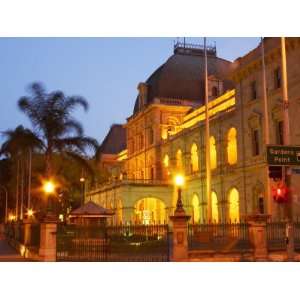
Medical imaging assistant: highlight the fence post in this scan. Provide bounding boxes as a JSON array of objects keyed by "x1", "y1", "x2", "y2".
[
  {"x1": 23, "y1": 219, "x2": 32, "y2": 246},
  {"x1": 247, "y1": 214, "x2": 270, "y2": 261},
  {"x1": 169, "y1": 206, "x2": 191, "y2": 262},
  {"x1": 39, "y1": 220, "x2": 57, "y2": 262}
]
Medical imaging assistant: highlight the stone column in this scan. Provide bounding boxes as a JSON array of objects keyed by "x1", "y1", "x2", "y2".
[
  {"x1": 247, "y1": 214, "x2": 270, "y2": 261},
  {"x1": 23, "y1": 219, "x2": 32, "y2": 246},
  {"x1": 39, "y1": 221, "x2": 57, "y2": 262},
  {"x1": 169, "y1": 198, "x2": 191, "y2": 261}
]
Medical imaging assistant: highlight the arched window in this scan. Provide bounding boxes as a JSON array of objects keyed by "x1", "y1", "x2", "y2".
[
  {"x1": 176, "y1": 149, "x2": 183, "y2": 170},
  {"x1": 191, "y1": 143, "x2": 199, "y2": 173},
  {"x1": 228, "y1": 188, "x2": 240, "y2": 222},
  {"x1": 163, "y1": 154, "x2": 169, "y2": 168},
  {"x1": 192, "y1": 194, "x2": 200, "y2": 224},
  {"x1": 227, "y1": 127, "x2": 237, "y2": 165},
  {"x1": 210, "y1": 136, "x2": 217, "y2": 170},
  {"x1": 212, "y1": 191, "x2": 219, "y2": 223}
]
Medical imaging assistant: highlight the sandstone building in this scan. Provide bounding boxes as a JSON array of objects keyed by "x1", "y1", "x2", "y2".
[{"x1": 87, "y1": 38, "x2": 300, "y2": 225}]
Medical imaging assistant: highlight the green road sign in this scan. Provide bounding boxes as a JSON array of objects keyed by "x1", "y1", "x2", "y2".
[{"x1": 267, "y1": 145, "x2": 300, "y2": 166}]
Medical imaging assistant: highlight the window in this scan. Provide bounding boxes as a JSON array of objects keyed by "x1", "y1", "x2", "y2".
[
  {"x1": 192, "y1": 194, "x2": 200, "y2": 224},
  {"x1": 250, "y1": 81, "x2": 257, "y2": 100},
  {"x1": 191, "y1": 143, "x2": 199, "y2": 173},
  {"x1": 176, "y1": 149, "x2": 183, "y2": 170},
  {"x1": 148, "y1": 128, "x2": 154, "y2": 145},
  {"x1": 212, "y1": 86, "x2": 218, "y2": 97},
  {"x1": 252, "y1": 129, "x2": 260, "y2": 156},
  {"x1": 210, "y1": 136, "x2": 217, "y2": 170},
  {"x1": 227, "y1": 128, "x2": 237, "y2": 165},
  {"x1": 274, "y1": 67, "x2": 281, "y2": 89},
  {"x1": 258, "y1": 197, "x2": 264, "y2": 214},
  {"x1": 163, "y1": 154, "x2": 169, "y2": 168},
  {"x1": 276, "y1": 120, "x2": 284, "y2": 145},
  {"x1": 228, "y1": 188, "x2": 240, "y2": 222},
  {"x1": 212, "y1": 191, "x2": 219, "y2": 223}
]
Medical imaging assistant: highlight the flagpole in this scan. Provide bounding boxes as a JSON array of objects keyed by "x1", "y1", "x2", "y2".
[
  {"x1": 281, "y1": 37, "x2": 294, "y2": 260},
  {"x1": 28, "y1": 148, "x2": 32, "y2": 210},
  {"x1": 261, "y1": 37, "x2": 272, "y2": 216},
  {"x1": 204, "y1": 37, "x2": 212, "y2": 221}
]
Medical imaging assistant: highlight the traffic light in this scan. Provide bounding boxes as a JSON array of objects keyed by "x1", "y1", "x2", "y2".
[
  {"x1": 272, "y1": 183, "x2": 289, "y2": 203},
  {"x1": 268, "y1": 166, "x2": 283, "y2": 181}
]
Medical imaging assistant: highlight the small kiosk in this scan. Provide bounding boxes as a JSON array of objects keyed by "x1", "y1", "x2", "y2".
[{"x1": 68, "y1": 201, "x2": 114, "y2": 226}]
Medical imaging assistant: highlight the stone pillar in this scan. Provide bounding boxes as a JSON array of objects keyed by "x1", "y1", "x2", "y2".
[
  {"x1": 23, "y1": 219, "x2": 32, "y2": 246},
  {"x1": 247, "y1": 214, "x2": 270, "y2": 261},
  {"x1": 39, "y1": 221, "x2": 57, "y2": 262},
  {"x1": 169, "y1": 201, "x2": 191, "y2": 261}
]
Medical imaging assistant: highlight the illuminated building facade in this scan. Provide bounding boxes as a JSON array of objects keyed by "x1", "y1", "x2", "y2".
[{"x1": 88, "y1": 38, "x2": 300, "y2": 224}]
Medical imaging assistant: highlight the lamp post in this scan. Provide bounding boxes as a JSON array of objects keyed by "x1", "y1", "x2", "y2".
[
  {"x1": 43, "y1": 180, "x2": 56, "y2": 220},
  {"x1": 174, "y1": 174, "x2": 185, "y2": 213},
  {"x1": 80, "y1": 177, "x2": 85, "y2": 206},
  {"x1": 0, "y1": 185, "x2": 8, "y2": 223}
]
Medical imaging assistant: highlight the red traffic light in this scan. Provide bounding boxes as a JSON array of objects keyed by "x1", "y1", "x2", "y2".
[{"x1": 272, "y1": 183, "x2": 289, "y2": 203}]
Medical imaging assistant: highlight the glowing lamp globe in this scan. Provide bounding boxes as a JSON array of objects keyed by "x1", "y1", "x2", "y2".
[
  {"x1": 44, "y1": 181, "x2": 55, "y2": 194},
  {"x1": 174, "y1": 174, "x2": 185, "y2": 187}
]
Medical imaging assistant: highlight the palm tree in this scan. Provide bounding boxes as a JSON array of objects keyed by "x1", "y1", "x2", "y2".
[
  {"x1": 0, "y1": 125, "x2": 42, "y2": 219},
  {"x1": 17, "y1": 82, "x2": 98, "y2": 178}
]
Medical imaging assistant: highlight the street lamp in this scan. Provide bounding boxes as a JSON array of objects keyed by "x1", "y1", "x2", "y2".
[
  {"x1": 174, "y1": 174, "x2": 185, "y2": 213},
  {"x1": 43, "y1": 180, "x2": 55, "y2": 194},
  {"x1": 0, "y1": 185, "x2": 8, "y2": 223},
  {"x1": 42, "y1": 179, "x2": 56, "y2": 219},
  {"x1": 80, "y1": 177, "x2": 85, "y2": 206},
  {"x1": 27, "y1": 208, "x2": 34, "y2": 218}
]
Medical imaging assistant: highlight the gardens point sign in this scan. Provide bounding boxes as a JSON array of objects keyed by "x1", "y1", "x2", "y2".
[{"x1": 267, "y1": 145, "x2": 300, "y2": 166}]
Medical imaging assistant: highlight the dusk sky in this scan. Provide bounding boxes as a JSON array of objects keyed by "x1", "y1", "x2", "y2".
[{"x1": 0, "y1": 37, "x2": 260, "y2": 147}]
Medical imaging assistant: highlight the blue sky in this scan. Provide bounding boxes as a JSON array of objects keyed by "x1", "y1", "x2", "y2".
[{"x1": 0, "y1": 37, "x2": 260, "y2": 145}]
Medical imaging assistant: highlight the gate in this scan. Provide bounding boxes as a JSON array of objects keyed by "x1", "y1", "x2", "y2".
[{"x1": 56, "y1": 224, "x2": 170, "y2": 262}]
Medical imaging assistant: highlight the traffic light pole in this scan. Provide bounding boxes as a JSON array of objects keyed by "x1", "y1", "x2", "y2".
[{"x1": 281, "y1": 37, "x2": 294, "y2": 261}]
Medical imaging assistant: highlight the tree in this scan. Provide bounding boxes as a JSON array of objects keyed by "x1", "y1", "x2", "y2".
[{"x1": 17, "y1": 82, "x2": 98, "y2": 177}]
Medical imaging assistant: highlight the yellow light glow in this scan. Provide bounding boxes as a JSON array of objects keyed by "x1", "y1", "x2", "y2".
[
  {"x1": 27, "y1": 209, "x2": 34, "y2": 217},
  {"x1": 59, "y1": 214, "x2": 64, "y2": 222},
  {"x1": 163, "y1": 154, "x2": 169, "y2": 168},
  {"x1": 80, "y1": 177, "x2": 85, "y2": 182},
  {"x1": 43, "y1": 181, "x2": 55, "y2": 194},
  {"x1": 210, "y1": 136, "x2": 217, "y2": 170},
  {"x1": 9, "y1": 214, "x2": 16, "y2": 221},
  {"x1": 180, "y1": 89, "x2": 236, "y2": 132},
  {"x1": 212, "y1": 191, "x2": 219, "y2": 223},
  {"x1": 174, "y1": 174, "x2": 185, "y2": 187},
  {"x1": 229, "y1": 188, "x2": 240, "y2": 222},
  {"x1": 227, "y1": 127, "x2": 237, "y2": 165}
]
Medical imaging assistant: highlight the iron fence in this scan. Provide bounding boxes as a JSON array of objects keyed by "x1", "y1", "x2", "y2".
[
  {"x1": 56, "y1": 224, "x2": 170, "y2": 262},
  {"x1": 188, "y1": 222, "x2": 252, "y2": 252},
  {"x1": 266, "y1": 221, "x2": 286, "y2": 251}
]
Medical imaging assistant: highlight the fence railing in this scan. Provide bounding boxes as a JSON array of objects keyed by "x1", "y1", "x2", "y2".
[
  {"x1": 266, "y1": 221, "x2": 286, "y2": 251},
  {"x1": 188, "y1": 222, "x2": 252, "y2": 252},
  {"x1": 56, "y1": 224, "x2": 170, "y2": 262}
]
